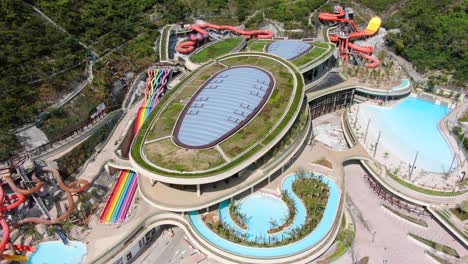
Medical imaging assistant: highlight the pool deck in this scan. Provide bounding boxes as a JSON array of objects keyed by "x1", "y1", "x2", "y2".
[{"x1": 350, "y1": 99, "x2": 468, "y2": 192}]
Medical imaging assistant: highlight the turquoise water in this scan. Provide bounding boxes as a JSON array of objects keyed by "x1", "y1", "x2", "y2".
[
  {"x1": 28, "y1": 241, "x2": 87, "y2": 264},
  {"x1": 188, "y1": 173, "x2": 340, "y2": 258},
  {"x1": 391, "y1": 79, "x2": 409, "y2": 91},
  {"x1": 360, "y1": 97, "x2": 453, "y2": 172},
  {"x1": 236, "y1": 193, "x2": 289, "y2": 240}
]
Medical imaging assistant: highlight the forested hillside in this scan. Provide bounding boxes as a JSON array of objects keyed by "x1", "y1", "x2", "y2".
[
  {"x1": 382, "y1": 0, "x2": 467, "y2": 86},
  {"x1": 0, "y1": 0, "x2": 88, "y2": 158},
  {"x1": 0, "y1": 0, "x2": 465, "y2": 160}
]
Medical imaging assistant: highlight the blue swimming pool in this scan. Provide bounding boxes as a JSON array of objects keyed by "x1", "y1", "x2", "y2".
[
  {"x1": 188, "y1": 173, "x2": 340, "y2": 258},
  {"x1": 28, "y1": 241, "x2": 87, "y2": 264},
  {"x1": 360, "y1": 96, "x2": 453, "y2": 172},
  {"x1": 219, "y1": 193, "x2": 291, "y2": 243}
]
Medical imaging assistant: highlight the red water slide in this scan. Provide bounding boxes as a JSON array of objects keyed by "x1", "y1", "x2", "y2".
[
  {"x1": 176, "y1": 23, "x2": 273, "y2": 54},
  {"x1": 0, "y1": 169, "x2": 27, "y2": 257},
  {"x1": 319, "y1": 8, "x2": 381, "y2": 68},
  {"x1": 15, "y1": 167, "x2": 89, "y2": 225},
  {"x1": 0, "y1": 166, "x2": 90, "y2": 258}
]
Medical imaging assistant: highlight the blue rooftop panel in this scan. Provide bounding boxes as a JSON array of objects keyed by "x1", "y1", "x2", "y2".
[
  {"x1": 266, "y1": 40, "x2": 312, "y2": 60},
  {"x1": 174, "y1": 67, "x2": 274, "y2": 149}
]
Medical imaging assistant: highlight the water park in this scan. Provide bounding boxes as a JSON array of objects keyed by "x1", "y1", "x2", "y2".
[{"x1": 1, "y1": 3, "x2": 467, "y2": 264}]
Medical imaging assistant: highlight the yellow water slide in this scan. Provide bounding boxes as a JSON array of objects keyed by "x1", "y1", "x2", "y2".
[{"x1": 363, "y1": 17, "x2": 382, "y2": 35}]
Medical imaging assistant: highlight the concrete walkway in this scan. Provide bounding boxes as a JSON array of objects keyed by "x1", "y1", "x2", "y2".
[
  {"x1": 66, "y1": 100, "x2": 141, "y2": 182},
  {"x1": 335, "y1": 163, "x2": 467, "y2": 264}
]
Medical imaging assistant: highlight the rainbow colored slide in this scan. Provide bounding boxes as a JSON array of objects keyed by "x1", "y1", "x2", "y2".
[
  {"x1": 99, "y1": 170, "x2": 137, "y2": 224},
  {"x1": 100, "y1": 67, "x2": 172, "y2": 224},
  {"x1": 134, "y1": 68, "x2": 172, "y2": 135}
]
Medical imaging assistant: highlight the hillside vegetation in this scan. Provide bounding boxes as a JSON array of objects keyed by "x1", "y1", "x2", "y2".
[
  {"x1": 0, "y1": 0, "x2": 87, "y2": 159},
  {"x1": 383, "y1": 0, "x2": 467, "y2": 85},
  {"x1": 0, "y1": 0, "x2": 159, "y2": 160},
  {"x1": 351, "y1": 0, "x2": 467, "y2": 86},
  {"x1": 1, "y1": 0, "x2": 465, "y2": 160}
]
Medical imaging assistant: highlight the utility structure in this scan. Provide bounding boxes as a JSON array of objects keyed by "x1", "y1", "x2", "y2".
[{"x1": 319, "y1": 6, "x2": 382, "y2": 68}]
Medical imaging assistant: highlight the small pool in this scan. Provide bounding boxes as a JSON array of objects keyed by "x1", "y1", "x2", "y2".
[
  {"x1": 219, "y1": 193, "x2": 291, "y2": 242},
  {"x1": 28, "y1": 241, "x2": 87, "y2": 264},
  {"x1": 188, "y1": 173, "x2": 340, "y2": 258},
  {"x1": 238, "y1": 193, "x2": 289, "y2": 237},
  {"x1": 391, "y1": 79, "x2": 410, "y2": 91},
  {"x1": 359, "y1": 96, "x2": 453, "y2": 172}
]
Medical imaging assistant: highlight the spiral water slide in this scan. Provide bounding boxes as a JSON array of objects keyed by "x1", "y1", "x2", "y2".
[
  {"x1": 0, "y1": 168, "x2": 27, "y2": 257},
  {"x1": 176, "y1": 23, "x2": 273, "y2": 54},
  {"x1": 15, "y1": 167, "x2": 89, "y2": 225},
  {"x1": 319, "y1": 8, "x2": 381, "y2": 68},
  {"x1": 0, "y1": 166, "x2": 90, "y2": 258}
]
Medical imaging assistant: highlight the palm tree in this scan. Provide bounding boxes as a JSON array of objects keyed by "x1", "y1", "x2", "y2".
[
  {"x1": 269, "y1": 218, "x2": 278, "y2": 230},
  {"x1": 296, "y1": 168, "x2": 307, "y2": 180},
  {"x1": 19, "y1": 224, "x2": 43, "y2": 245}
]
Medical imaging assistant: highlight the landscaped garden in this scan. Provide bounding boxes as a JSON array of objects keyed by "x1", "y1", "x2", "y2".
[
  {"x1": 409, "y1": 233, "x2": 460, "y2": 258},
  {"x1": 246, "y1": 40, "x2": 273, "y2": 52},
  {"x1": 203, "y1": 172, "x2": 331, "y2": 247},
  {"x1": 382, "y1": 204, "x2": 428, "y2": 227},
  {"x1": 450, "y1": 200, "x2": 468, "y2": 221},
  {"x1": 291, "y1": 42, "x2": 334, "y2": 68},
  {"x1": 190, "y1": 37, "x2": 243, "y2": 63}
]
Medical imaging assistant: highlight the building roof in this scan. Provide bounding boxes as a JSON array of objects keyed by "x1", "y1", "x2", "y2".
[
  {"x1": 174, "y1": 67, "x2": 274, "y2": 148},
  {"x1": 266, "y1": 40, "x2": 312, "y2": 60}
]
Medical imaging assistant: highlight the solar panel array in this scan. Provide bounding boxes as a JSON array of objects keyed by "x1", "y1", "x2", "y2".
[
  {"x1": 175, "y1": 67, "x2": 273, "y2": 148},
  {"x1": 266, "y1": 40, "x2": 312, "y2": 60}
]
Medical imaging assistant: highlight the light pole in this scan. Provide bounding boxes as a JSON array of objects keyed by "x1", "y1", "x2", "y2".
[
  {"x1": 373, "y1": 131, "x2": 381, "y2": 157},
  {"x1": 409, "y1": 151, "x2": 419, "y2": 180},
  {"x1": 364, "y1": 118, "x2": 371, "y2": 143},
  {"x1": 354, "y1": 104, "x2": 360, "y2": 127}
]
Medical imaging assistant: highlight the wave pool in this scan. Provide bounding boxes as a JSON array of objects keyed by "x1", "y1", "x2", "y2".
[{"x1": 359, "y1": 96, "x2": 453, "y2": 172}]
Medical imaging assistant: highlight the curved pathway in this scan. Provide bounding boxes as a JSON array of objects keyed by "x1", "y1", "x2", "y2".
[{"x1": 335, "y1": 163, "x2": 467, "y2": 264}]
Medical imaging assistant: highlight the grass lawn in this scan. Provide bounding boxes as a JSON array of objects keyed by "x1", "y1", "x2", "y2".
[
  {"x1": 144, "y1": 138, "x2": 225, "y2": 171},
  {"x1": 292, "y1": 43, "x2": 333, "y2": 68},
  {"x1": 382, "y1": 204, "x2": 428, "y2": 227},
  {"x1": 450, "y1": 207, "x2": 468, "y2": 221},
  {"x1": 327, "y1": 226, "x2": 355, "y2": 261},
  {"x1": 246, "y1": 40, "x2": 272, "y2": 52},
  {"x1": 191, "y1": 37, "x2": 243, "y2": 63},
  {"x1": 388, "y1": 173, "x2": 465, "y2": 197},
  {"x1": 409, "y1": 233, "x2": 459, "y2": 258},
  {"x1": 160, "y1": 25, "x2": 171, "y2": 61}
]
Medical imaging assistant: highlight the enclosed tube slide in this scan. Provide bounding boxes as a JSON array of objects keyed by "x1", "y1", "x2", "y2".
[
  {"x1": 319, "y1": 8, "x2": 381, "y2": 68},
  {"x1": 176, "y1": 23, "x2": 273, "y2": 54}
]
